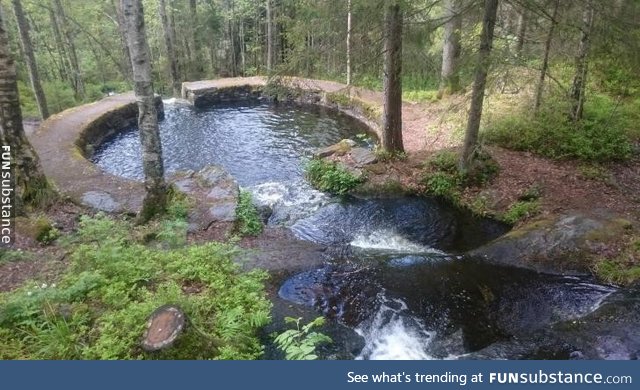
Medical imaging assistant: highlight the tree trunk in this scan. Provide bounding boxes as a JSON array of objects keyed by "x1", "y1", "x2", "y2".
[
  {"x1": 122, "y1": 0, "x2": 167, "y2": 222},
  {"x1": 48, "y1": 7, "x2": 70, "y2": 83},
  {"x1": 533, "y1": 0, "x2": 559, "y2": 112},
  {"x1": 266, "y1": 0, "x2": 273, "y2": 72},
  {"x1": 459, "y1": 0, "x2": 499, "y2": 172},
  {"x1": 52, "y1": 0, "x2": 84, "y2": 100},
  {"x1": 188, "y1": 0, "x2": 201, "y2": 79},
  {"x1": 158, "y1": 0, "x2": 180, "y2": 96},
  {"x1": 11, "y1": 0, "x2": 49, "y2": 120},
  {"x1": 114, "y1": 0, "x2": 133, "y2": 81},
  {"x1": 439, "y1": 0, "x2": 462, "y2": 96},
  {"x1": 569, "y1": 1, "x2": 595, "y2": 122},
  {"x1": 515, "y1": 9, "x2": 527, "y2": 55},
  {"x1": 346, "y1": 0, "x2": 352, "y2": 86},
  {"x1": 0, "y1": 6, "x2": 51, "y2": 214},
  {"x1": 381, "y1": 0, "x2": 404, "y2": 154}
]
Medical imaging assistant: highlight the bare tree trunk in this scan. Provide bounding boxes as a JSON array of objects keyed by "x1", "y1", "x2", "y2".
[
  {"x1": 48, "y1": 7, "x2": 70, "y2": 83},
  {"x1": 158, "y1": 0, "x2": 180, "y2": 96},
  {"x1": 11, "y1": 0, "x2": 49, "y2": 120},
  {"x1": 0, "y1": 6, "x2": 51, "y2": 213},
  {"x1": 515, "y1": 9, "x2": 527, "y2": 55},
  {"x1": 346, "y1": 0, "x2": 352, "y2": 86},
  {"x1": 114, "y1": 0, "x2": 133, "y2": 81},
  {"x1": 122, "y1": 0, "x2": 167, "y2": 221},
  {"x1": 381, "y1": 0, "x2": 404, "y2": 154},
  {"x1": 52, "y1": 0, "x2": 84, "y2": 100},
  {"x1": 439, "y1": 0, "x2": 462, "y2": 96},
  {"x1": 534, "y1": 0, "x2": 559, "y2": 112},
  {"x1": 570, "y1": 1, "x2": 595, "y2": 122},
  {"x1": 188, "y1": 0, "x2": 201, "y2": 79},
  {"x1": 459, "y1": 0, "x2": 499, "y2": 172},
  {"x1": 266, "y1": 0, "x2": 273, "y2": 72}
]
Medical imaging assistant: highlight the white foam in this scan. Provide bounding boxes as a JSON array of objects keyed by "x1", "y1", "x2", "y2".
[
  {"x1": 356, "y1": 297, "x2": 435, "y2": 360},
  {"x1": 350, "y1": 230, "x2": 444, "y2": 254}
]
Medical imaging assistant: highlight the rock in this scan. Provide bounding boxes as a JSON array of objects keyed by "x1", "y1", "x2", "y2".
[
  {"x1": 350, "y1": 147, "x2": 377, "y2": 166},
  {"x1": 81, "y1": 191, "x2": 120, "y2": 212},
  {"x1": 141, "y1": 305, "x2": 186, "y2": 352},
  {"x1": 469, "y1": 213, "x2": 632, "y2": 275},
  {"x1": 169, "y1": 164, "x2": 239, "y2": 230},
  {"x1": 314, "y1": 139, "x2": 356, "y2": 158}
]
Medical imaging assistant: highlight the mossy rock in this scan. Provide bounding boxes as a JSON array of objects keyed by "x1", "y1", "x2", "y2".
[{"x1": 15, "y1": 216, "x2": 59, "y2": 244}]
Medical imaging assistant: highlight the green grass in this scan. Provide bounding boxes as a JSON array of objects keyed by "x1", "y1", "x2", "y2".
[
  {"x1": 305, "y1": 159, "x2": 365, "y2": 195},
  {"x1": 0, "y1": 214, "x2": 271, "y2": 360}
]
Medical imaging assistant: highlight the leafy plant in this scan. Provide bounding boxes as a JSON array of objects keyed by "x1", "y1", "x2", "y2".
[
  {"x1": 0, "y1": 214, "x2": 271, "y2": 360},
  {"x1": 235, "y1": 191, "x2": 263, "y2": 236},
  {"x1": 502, "y1": 200, "x2": 540, "y2": 224},
  {"x1": 274, "y1": 317, "x2": 332, "y2": 360},
  {"x1": 305, "y1": 159, "x2": 365, "y2": 195}
]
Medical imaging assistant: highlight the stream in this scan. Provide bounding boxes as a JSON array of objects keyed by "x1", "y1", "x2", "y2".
[{"x1": 93, "y1": 100, "x2": 625, "y2": 360}]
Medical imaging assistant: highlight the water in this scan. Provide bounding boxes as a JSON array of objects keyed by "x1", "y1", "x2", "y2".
[
  {"x1": 92, "y1": 101, "x2": 372, "y2": 186},
  {"x1": 92, "y1": 99, "x2": 620, "y2": 360}
]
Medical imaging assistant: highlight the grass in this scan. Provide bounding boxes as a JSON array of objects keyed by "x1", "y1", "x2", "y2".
[
  {"x1": 594, "y1": 236, "x2": 640, "y2": 286},
  {"x1": 501, "y1": 200, "x2": 540, "y2": 225},
  {"x1": 305, "y1": 159, "x2": 365, "y2": 195},
  {"x1": 0, "y1": 213, "x2": 271, "y2": 360}
]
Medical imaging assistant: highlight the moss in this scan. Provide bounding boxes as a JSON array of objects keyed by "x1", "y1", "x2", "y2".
[
  {"x1": 501, "y1": 200, "x2": 541, "y2": 225},
  {"x1": 15, "y1": 215, "x2": 59, "y2": 245},
  {"x1": 326, "y1": 92, "x2": 351, "y2": 106}
]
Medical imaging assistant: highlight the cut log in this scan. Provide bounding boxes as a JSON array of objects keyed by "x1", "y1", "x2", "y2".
[{"x1": 141, "y1": 305, "x2": 186, "y2": 352}]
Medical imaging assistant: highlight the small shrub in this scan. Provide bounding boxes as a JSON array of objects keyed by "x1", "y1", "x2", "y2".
[
  {"x1": 502, "y1": 200, "x2": 540, "y2": 224},
  {"x1": 274, "y1": 317, "x2": 332, "y2": 360},
  {"x1": 424, "y1": 172, "x2": 462, "y2": 203},
  {"x1": 235, "y1": 191, "x2": 263, "y2": 236},
  {"x1": 305, "y1": 159, "x2": 365, "y2": 195},
  {"x1": 374, "y1": 147, "x2": 407, "y2": 162}
]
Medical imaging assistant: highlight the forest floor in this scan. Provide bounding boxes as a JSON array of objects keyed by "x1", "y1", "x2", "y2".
[{"x1": 3, "y1": 80, "x2": 640, "y2": 292}]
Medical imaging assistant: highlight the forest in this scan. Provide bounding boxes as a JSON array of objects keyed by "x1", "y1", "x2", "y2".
[{"x1": 0, "y1": 0, "x2": 639, "y2": 360}]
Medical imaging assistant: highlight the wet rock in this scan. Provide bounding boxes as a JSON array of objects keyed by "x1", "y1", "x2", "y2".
[
  {"x1": 469, "y1": 213, "x2": 632, "y2": 275},
  {"x1": 314, "y1": 139, "x2": 356, "y2": 158},
  {"x1": 350, "y1": 147, "x2": 377, "y2": 166},
  {"x1": 81, "y1": 191, "x2": 120, "y2": 212},
  {"x1": 169, "y1": 165, "x2": 239, "y2": 229}
]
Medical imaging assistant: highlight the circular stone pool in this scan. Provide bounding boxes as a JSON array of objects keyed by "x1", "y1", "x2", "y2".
[{"x1": 92, "y1": 101, "x2": 372, "y2": 186}]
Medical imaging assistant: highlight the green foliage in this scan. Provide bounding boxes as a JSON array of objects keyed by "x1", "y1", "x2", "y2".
[
  {"x1": 403, "y1": 90, "x2": 439, "y2": 103},
  {"x1": 274, "y1": 317, "x2": 332, "y2": 360},
  {"x1": 0, "y1": 214, "x2": 271, "y2": 360},
  {"x1": 483, "y1": 95, "x2": 634, "y2": 162},
  {"x1": 593, "y1": 232, "x2": 640, "y2": 286},
  {"x1": 234, "y1": 191, "x2": 263, "y2": 237},
  {"x1": 0, "y1": 250, "x2": 33, "y2": 265},
  {"x1": 501, "y1": 200, "x2": 540, "y2": 225},
  {"x1": 374, "y1": 147, "x2": 407, "y2": 162},
  {"x1": 305, "y1": 159, "x2": 365, "y2": 195}
]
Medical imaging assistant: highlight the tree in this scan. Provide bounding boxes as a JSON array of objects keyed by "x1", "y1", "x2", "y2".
[
  {"x1": 459, "y1": 0, "x2": 499, "y2": 172},
  {"x1": 346, "y1": 0, "x2": 352, "y2": 86},
  {"x1": 381, "y1": 0, "x2": 404, "y2": 154},
  {"x1": 569, "y1": 0, "x2": 595, "y2": 122},
  {"x1": 439, "y1": 0, "x2": 462, "y2": 96},
  {"x1": 121, "y1": 0, "x2": 167, "y2": 221},
  {"x1": 11, "y1": 0, "x2": 49, "y2": 120},
  {"x1": 533, "y1": 0, "x2": 559, "y2": 112},
  {"x1": 158, "y1": 0, "x2": 180, "y2": 96},
  {"x1": 266, "y1": 0, "x2": 273, "y2": 73},
  {"x1": 52, "y1": 0, "x2": 84, "y2": 99},
  {"x1": 515, "y1": 8, "x2": 527, "y2": 55},
  {"x1": 0, "y1": 5, "x2": 52, "y2": 213}
]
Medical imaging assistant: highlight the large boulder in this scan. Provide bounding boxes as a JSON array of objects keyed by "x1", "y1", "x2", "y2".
[
  {"x1": 469, "y1": 213, "x2": 633, "y2": 275},
  {"x1": 170, "y1": 165, "x2": 239, "y2": 231}
]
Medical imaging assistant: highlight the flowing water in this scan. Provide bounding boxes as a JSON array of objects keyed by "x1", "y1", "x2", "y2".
[{"x1": 93, "y1": 100, "x2": 620, "y2": 360}]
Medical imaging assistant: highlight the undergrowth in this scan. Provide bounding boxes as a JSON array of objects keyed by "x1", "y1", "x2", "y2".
[
  {"x1": 483, "y1": 94, "x2": 635, "y2": 162},
  {"x1": 0, "y1": 213, "x2": 271, "y2": 359},
  {"x1": 235, "y1": 191, "x2": 263, "y2": 236}
]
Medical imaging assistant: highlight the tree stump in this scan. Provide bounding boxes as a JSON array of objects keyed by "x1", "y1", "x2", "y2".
[{"x1": 141, "y1": 305, "x2": 186, "y2": 352}]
